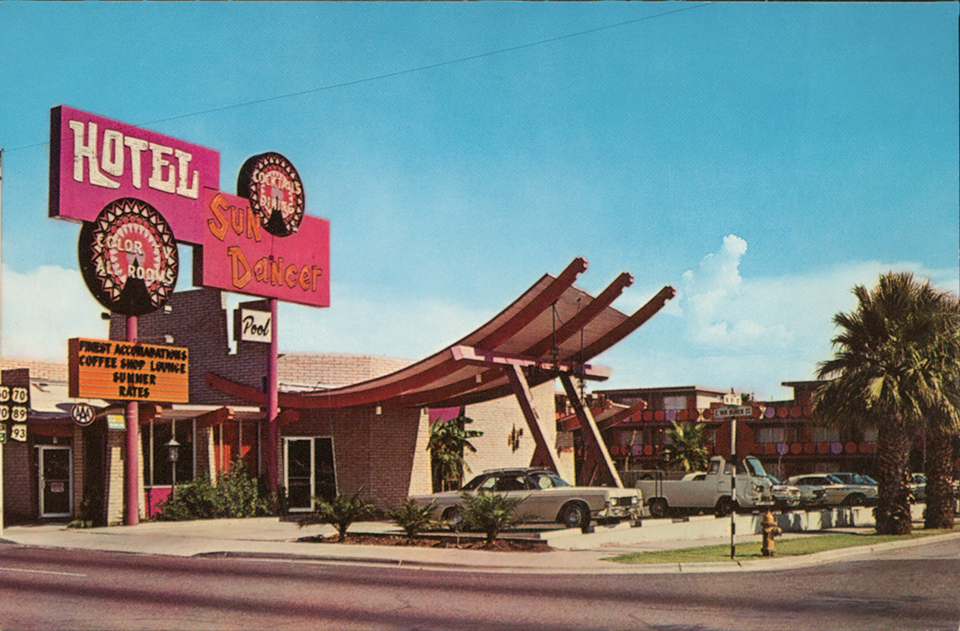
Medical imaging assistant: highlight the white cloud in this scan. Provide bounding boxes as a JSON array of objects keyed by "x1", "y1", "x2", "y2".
[
  {"x1": 594, "y1": 238, "x2": 960, "y2": 400},
  {"x1": 1, "y1": 265, "x2": 110, "y2": 361},
  {"x1": 679, "y1": 234, "x2": 792, "y2": 349}
]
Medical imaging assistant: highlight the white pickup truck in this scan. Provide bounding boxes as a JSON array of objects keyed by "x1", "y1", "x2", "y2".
[{"x1": 633, "y1": 455, "x2": 775, "y2": 518}]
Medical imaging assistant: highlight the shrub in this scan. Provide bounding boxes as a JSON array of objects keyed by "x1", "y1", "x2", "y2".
[
  {"x1": 458, "y1": 491, "x2": 525, "y2": 545},
  {"x1": 388, "y1": 499, "x2": 438, "y2": 539},
  {"x1": 158, "y1": 459, "x2": 273, "y2": 521},
  {"x1": 298, "y1": 489, "x2": 373, "y2": 541}
]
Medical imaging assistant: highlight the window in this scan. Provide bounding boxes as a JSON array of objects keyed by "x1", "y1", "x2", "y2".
[{"x1": 142, "y1": 420, "x2": 194, "y2": 487}]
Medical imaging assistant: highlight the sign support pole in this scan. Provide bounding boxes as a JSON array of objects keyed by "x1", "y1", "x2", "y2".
[
  {"x1": 125, "y1": 315, "x2": 139, "y2": 526},
  {"x1": 267, "y1": 298, "x2": 279, "y2": 497},
  {"x1": 0, "y1": 148, "x2": 5, "y2": 536},
  {"x1": 730, "y1": 417, "x2": 737, "y2": 559}
]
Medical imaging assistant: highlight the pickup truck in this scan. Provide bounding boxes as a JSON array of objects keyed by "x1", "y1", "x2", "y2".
[{"x1": 633, "y1": 455, "x2": 775, "y2": 518}]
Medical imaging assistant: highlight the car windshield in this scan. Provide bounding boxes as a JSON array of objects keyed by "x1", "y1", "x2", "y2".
[
  {"x1": 861, "y1": 475, "x2": 878, "y2": 485},
  {"x1": 744, "y1": 457, "x2": 768, "y2": 478},
  {"x1": 461, "y1": 474, "x2": 488, "y2": 491},
  {"x1": 766, "y1": 474, "x2": 782, "y2": 485},
  {"x1": 529, "y1": 471, "x2": 571, "y2": 489},
  {"x1": 826, "y1": 474, "x2": 845, "y2": 484}
]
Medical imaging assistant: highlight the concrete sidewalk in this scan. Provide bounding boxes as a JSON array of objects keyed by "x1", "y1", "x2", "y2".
[{"x1": 2, "y1": 517, "x2": 957, "y2": 575}]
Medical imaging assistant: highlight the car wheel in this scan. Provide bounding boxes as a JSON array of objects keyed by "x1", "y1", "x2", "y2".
[
  {"x1": 842, "y1": 493, "x2": 865, "y2": 506},
  {"x1": 715, "y1": 497, "x2": 736, "y2": 517},
  {"x1": 442, "y1": 506, "x2": 464, "y2": 529},
  {"x1": 648, "y1": 498, "x2": 669, "y2": 519},
  {"x1": 560, "y1": 502, "x2": 590, "y2": 530}
]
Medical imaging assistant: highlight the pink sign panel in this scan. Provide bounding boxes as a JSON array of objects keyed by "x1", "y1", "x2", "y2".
[
  {"x1": 194, "y1": 190, "x2": 330, "y2": 307},
  {"x1": 49, "y1": 105, "x2": 220, "y2": 245}
]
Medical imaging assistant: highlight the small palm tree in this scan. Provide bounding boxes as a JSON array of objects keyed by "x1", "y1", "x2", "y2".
[
  {"x1": 388, "y1": 499, "x2": 438, "y2": 539},
  {"x1": 662, "y1": 421, "x2": 709, "y2": 472},
  {"x1": 298, "y1": 489, "x2": 373, "y2": 542},
  {"x1": 458, "y1": 491, "x2": 525, "y2": 545},
  {"x1": 815, "y1": 272, "x2": 958, "y2": 535},
  {"x1": 427, "y1": 412, "x2": 483, "y2": 491}
]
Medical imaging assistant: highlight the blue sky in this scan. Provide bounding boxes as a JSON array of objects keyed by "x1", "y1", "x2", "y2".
[{"x1": 1, "y1": 2, "x2": 957, "y2": 400}]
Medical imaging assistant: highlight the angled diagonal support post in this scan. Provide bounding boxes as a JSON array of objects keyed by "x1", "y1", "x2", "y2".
[
  {"x1": 504, "y1": 363, "x2": 565, "y2": 476},
  {"x1": 559, "y1": 373, "x2": 623, "y2": 488}
]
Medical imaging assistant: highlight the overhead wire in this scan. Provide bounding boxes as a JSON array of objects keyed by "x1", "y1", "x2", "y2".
[{"x1": 7, "y1": 2, "x2": 714, "y2": 154}]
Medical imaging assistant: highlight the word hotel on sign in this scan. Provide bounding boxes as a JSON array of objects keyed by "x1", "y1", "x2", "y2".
[{"x1": 69, "y1": 119, "x2": 202, "y2": 199}]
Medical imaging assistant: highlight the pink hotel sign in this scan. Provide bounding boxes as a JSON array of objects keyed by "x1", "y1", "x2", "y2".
[
  {"x1": 50, "y1": 105, "x2": 220, "y2": 246},
  {"x1": 50, "y1": 105, "x2": 329, "y2": 307}
]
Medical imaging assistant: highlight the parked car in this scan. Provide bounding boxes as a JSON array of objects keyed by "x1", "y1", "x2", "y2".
[
  {"x1": 784, "y1": 474, "x2": 874, "y2": 506},
  {"x1": 409, "y1": 468, "x2": 642, "y2": 530},
  {"x1": 908, "y1": 473, "x2": 927, "y2": 503},
  {"x1": 764, "y1": 474, "x2": 802, "y2": 509},
  {"x1": 827, "y1": 473, "x2": 879, "y2": 504}
]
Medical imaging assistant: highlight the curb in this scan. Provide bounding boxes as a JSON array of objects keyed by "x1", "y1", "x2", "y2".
[
  {"x1": 184, "y1": 531, "x2": 960, "y2": 575},
  {"x1": 601, "y1": 531, "x2": 960, "y2": 575}
]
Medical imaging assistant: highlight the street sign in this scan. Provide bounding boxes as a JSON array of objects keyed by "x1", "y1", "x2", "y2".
[{"x1": 714, "y1": 405, "x2": 753, "y2": 419}]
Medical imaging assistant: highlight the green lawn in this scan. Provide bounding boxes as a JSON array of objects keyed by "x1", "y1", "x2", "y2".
[{"x1": 605, "y1": 529, "x2": 956, "y2": 564}]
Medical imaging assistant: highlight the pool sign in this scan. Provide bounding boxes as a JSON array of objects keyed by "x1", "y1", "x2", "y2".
[
  {"x1": 237, "y1": 309, "x2": 272, "y2": 344},
  {"x1": 78, "y1": 198, "x2": 179, "y2": 316}
]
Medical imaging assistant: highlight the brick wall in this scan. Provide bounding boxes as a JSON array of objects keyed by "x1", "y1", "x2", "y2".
[
  {"x1": 283, "y1": 406, "x2": 431, "y2": 508},
  {"x1": 110, "y1": 288, "x2": 270, "y2": 407},
  {"x1": 279, "y1": 353, "x2": 414, "y2": 390},
  {"x1": 462, "y1": 381, "x2": 570, "y2": 480},
  {"x1": 1, "y1": 441, "x2": 34, "y2": 524},
  {"x1": 0, "y1": 359, "x2": 67, "y2": 382}
]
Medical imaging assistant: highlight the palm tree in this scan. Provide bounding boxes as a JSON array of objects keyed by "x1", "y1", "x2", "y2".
[
  {"x1": 814, "y1": 272, "x2": 958, "y2": 535},
  {"x1": 920, "y1": 290, "x2": 960, "y2": 530},
  {"x1": 427, "y1": 412, "x2": 483, "y2": 492},
  {"x1": 662, "y1": 421, "x2": 709, "y2": 472}
]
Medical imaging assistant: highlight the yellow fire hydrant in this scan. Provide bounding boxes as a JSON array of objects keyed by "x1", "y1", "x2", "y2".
[{"x1": 761, "y1": 510, "x2": 782, "y2": 557}]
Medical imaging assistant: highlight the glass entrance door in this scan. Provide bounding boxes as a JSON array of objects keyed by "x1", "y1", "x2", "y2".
[
  {"x1": 39, "y1": 446, "x2": 72, "y2": 518},
  {"x1": 283, "y1": 437, "x2": 337, "y2": 512},
  {"x1": 284, "y1": 438, "x2": 313, "y2": 511}
]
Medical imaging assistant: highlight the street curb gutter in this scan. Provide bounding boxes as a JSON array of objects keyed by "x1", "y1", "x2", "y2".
[
  {"x1": 608, "y1": 531, "x2": 960, "y2": 575},
  {"x1": 189, "y1": 531, "x2": 960, "y2": 575}
]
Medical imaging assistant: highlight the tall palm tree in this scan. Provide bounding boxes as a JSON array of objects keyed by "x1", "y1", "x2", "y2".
[
  {"x1": 662, "y1": 421, "x2": 709, "y2": 472},
  {"x1": 814, "y1": 272, "x2": 958, "y2": 535},
  {"x1": 920, "y1": 290, "x2": 960, "y2": 530},
  {"x1": 427, "y1": 412, "x2": 483, "y2": 492}
]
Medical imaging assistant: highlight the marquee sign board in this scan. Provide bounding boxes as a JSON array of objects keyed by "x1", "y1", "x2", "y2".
[
  {"x1": 194, "y1": 190, "x2": 329, "y2": 307},
  {"x1": 69, "y1": 338, "x2": 189, "y2": 403},
  {"x1": 50, "y1": 105, "x2": 220, "y2": 245},
  {"x1": 78, "y1": 198, "x2": 179, "y2": 316}
]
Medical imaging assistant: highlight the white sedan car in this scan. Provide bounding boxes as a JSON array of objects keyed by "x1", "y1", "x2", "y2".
[
  {"x1": 410, "y1": 468, "x2": 642, "y2": 530},
  {"x1": 785, "y1": 474, "x2": 877, "y2": 506}
]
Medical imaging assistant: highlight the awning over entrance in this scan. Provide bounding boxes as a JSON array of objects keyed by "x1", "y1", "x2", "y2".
[
  {"x1": 207, "y1": 257, "x2": 674, "y2": 487},
  {"x1": 208, "y1": 257, "x2": 675, "y2": 412}
]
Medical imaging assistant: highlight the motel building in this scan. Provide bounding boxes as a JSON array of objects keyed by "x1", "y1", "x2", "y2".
[
  {"x1": 5, "y1": 271, "x2": 949, "y2": 525},
  {"x1": 2, "y1": 259, "x2": 681, "y2": 525}
]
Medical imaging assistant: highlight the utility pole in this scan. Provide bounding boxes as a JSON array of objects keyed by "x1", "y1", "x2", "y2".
[{"x1": 1, "y1": 147, "x2": 5, "y2": 535}]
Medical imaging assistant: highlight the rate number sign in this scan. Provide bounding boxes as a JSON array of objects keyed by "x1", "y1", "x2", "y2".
[
  {"x1": 714, "y1": 404, "x2": 755, "y2": 559},
  {"x1": 0, "y1": 385, "x2": 30, "y2": 443}
]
